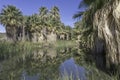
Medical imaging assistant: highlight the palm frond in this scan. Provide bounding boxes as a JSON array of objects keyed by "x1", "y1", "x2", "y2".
[{"x1": 73, "y1": 11, "x2": 84, "y2": 19}]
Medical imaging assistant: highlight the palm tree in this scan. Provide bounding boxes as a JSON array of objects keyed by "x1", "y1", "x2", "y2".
[
  {"x1": 0, "y1": 5, "x2": 23, "y2": 42},
  {"x1": 57, "y1": 23, "x2": 66, "y2": 40},
  {"x1": 26, "y1": 14, "x2": 42, "y2": 42},
  {"x1": 65, "y1": 25, "x2": 72, "y2": 40},
  {"x1": 21, "y1": 16, "x2": 28, "y2": 41},
  {"x1": 48, "y1": 6, "x2": 63, "y2": 41},
  {"x1": 39, "y1": 7, "x2": 48, "y2": 18},
  {"x1": 39, "y1": 7, "x2": 49, "y2": 41},
  {"x1": 39, "y1": 6, "x2": 48, "y2": 27},
  {"x1": 49, "y1": 6, "x2": 61, "y2": 31},
  {"x1": 73, "y1": 22, "x2": 82, "y2": 39},
  {"x1": 73, "y1": 0, "x2": 111, "y2": 49}
]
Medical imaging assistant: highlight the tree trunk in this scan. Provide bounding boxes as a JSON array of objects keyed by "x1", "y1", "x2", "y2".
[
  {"x1": 5, "y1": 26, "x2": 13, "y2": 42},
  {"x1": 22, "y1": 26, "x2": 25, "y2": 41},
  {"x1": 41, "y1": 27, "x2": 47, "y2": 42},
  {"x1": 13, "y1": 27, "x2": 17, "y2": 42},
  {"x1": 92, "y1": 0, "x2": 120, "y2": 68},
  {"x1": 47, "y1": 31, "x2": 57, "y2": 43}
]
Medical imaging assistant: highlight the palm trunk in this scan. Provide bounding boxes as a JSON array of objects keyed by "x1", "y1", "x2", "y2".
[
  {"x1": 13, "y1": 27, "x2": 17, "y2": 42},
  {"x1": 41, "y1": 27, "x2": 47, "y2": 42},
  {"x1": 6, "y1": 26, "x2": 13, "y2": 42},
  {"x1": 22, "y1": 26, "x2": 25, "y2": 41},
  {"x1": 66, "y1": 33, "x2": 69, "y2": 40}
]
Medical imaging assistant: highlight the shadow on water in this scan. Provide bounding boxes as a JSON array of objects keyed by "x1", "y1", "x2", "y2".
[{"x1": 0, "y1": 46, "x2": 117, "y2": 80}]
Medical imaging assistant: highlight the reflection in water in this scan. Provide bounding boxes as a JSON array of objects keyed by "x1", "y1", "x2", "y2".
[
  {"x1": 0, "y1": 47, "x2": 114, "y2": 80},
  {"x1": 59, "y1": 58, "x2": 86, "y2": 80}
]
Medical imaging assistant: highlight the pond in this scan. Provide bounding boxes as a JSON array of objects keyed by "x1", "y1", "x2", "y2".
[{"x1": 0, "y1": 46, "x2": 114, "y2": 80}]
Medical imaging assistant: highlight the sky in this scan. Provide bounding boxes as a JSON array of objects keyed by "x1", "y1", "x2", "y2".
[{"x1": 0, "y1": 0, "x2": 82, "y2": 33}]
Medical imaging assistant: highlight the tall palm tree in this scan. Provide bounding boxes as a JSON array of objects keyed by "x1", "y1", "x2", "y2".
[
  {"x1": 49, "y1": 6, "x2": 61, "y2": 31},
  {"x1": 0, "y1": 5, "x2": 23, "y2": 42},
  {"x1": 50, "y1": 6, "x2": 60, "y2": 20},
  {"x1": 28, "y1": 14, "x2": 41, "y2": 32},
  {"x1": 73, "y1": 0, "x2": 111, "y2": 48},
  {"x1": 48, "y1": 6, "x2": 63, "y2": 41},
  {"x1": 21, "y1": 16, "x2": 28, "y2": 41},
  {"x1": 26, "y1": 14, "x2": 42, "y2": 42},
  {"x1": 39, "y1": 6, "x2": 48, "y2": 25},
  {"x1": 39, "y1": 7, "x2": 49, "y2": 41},
  {"x1": 39, "y1": 7, "x2": 48, "y2": 17}
]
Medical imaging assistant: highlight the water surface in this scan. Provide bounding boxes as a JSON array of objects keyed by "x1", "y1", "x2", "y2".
[{"x1": 0, "y1": 47, "x2": 112, "y2": 80}]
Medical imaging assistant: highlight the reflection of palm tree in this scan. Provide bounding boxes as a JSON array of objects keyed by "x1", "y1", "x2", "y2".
[{"x1": 0, "y1": 5, "x2": 22, "y2": 42}]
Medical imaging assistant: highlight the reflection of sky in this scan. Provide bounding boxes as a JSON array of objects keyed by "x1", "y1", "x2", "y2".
[
  {"x1": 21, "y1": 71, "x2": 40, "y2": 80},
  {"x1": 59, "y1": 58, "x2": 86, "y2": 80}
]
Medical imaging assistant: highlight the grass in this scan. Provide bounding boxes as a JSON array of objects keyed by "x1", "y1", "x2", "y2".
[
  {"x1": 54, "y1": 40, "x2": 76, "y2": 48},
  {"x1": 57, "y1": 66, "x2": 120, "y2": 80},
  {"x1": 0, "y1": 33, "x2": 5, "y2": 37},
  {"x1": 0, "y1": 40, "x2": 75, "y2": 56},
  {"x1": 57, "y1": 75, "x2": 77, "y2": 80},
  {"x1": 0, "y1": 41, "x2": 36, "y2": 60}
]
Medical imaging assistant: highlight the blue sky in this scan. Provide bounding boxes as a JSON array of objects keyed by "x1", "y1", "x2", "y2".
[{"x1": 0, "y1": 0, "x2": 82, "y2": 32}]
